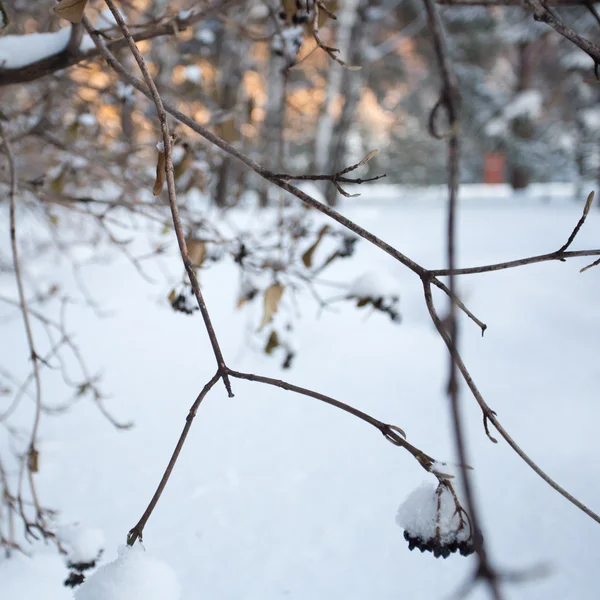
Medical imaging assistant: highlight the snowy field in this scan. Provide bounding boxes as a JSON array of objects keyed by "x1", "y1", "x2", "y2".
[{"x1": 1, "y1": 187, "x2": 599, "y2": 599}]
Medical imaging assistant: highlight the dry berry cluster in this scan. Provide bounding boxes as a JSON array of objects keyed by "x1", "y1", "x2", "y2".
[{"x1": 403, "y1": 530, "x2": 476, "y2": 558}]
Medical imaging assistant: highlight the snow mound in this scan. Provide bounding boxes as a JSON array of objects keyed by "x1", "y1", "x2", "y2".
[
  {"x1": 75, "y1": 545, "x2": 181, "y2": 600},
  {"x1": 0, "y1": 553, "x2": 73, "y2": 600}
]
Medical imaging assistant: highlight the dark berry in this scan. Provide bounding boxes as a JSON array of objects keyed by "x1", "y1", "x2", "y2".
[{"x1": 64, "y1": 572, "x2": 85, "y2": 588}]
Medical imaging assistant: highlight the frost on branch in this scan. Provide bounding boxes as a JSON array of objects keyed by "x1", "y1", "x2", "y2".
[
  {"x1": 75, "y1": 544, "x2": 181, "y2": 600},
  {"x1": 396, "y1": 482, "x2": 477, "y2": 559}
]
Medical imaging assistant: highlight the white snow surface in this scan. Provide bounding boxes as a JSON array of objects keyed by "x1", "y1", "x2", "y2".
[
  {"x1": 75, "y1": 545, "x2": 181, "y2": 600},
  {"x1": 0, "y1": 553, "x2": 73, "y2": 600},
  {"x1": 1, "y1": 186, "x2": 599, "y2": 600}
]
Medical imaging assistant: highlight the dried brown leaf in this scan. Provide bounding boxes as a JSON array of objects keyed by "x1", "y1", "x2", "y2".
[
  {"x1": 236, "y1": 287, "x2": 257, "y2": 309},
  {"x1": 50, "y1": 166, "x2": 67, "y2": 194},
  {"x1": 153, "y1": 150, "x2": 166, "y2": 196},
  {"x1": 186, "y1": 238, "x2": 207, "y2": 267},
  {"x1": 259, "y1": 284, "x2": 284, "y2": 331},
  {"x1": 265, "y1": 330, "x2": 280, "y2": 355},
  {"x1": 301, "y1": 225, "x2": 329, "y2": 268},
  {"x1": 281, "y1": 0, "x2": 296, "y2": 23},
  {"x1": 28, "y1": 448, "x2": 39, "y2": 473},
  {"x1": 53, "y1": 0, "x2": 89, "y2": 23}
]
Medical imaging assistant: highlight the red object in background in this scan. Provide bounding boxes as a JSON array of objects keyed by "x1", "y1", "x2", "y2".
[{"x1": 483, "y1": 152, "x2": 505, "y2": 184}]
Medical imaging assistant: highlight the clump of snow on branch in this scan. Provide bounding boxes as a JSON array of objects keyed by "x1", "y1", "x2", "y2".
[
  {"x1": 116, "y1": 82, "x2": 134, "y2": 103},
  {"x1": 78, "y1": 113, "x2": 97, "y2": 128},
  {"x1": 347, "y1": 271, "x2": 401, "y2": 322},
  {"x1": 75, "y1": 545, "x2": 181, "y2": 600},
  {"x1": 561, "y1": 51, "x2": 593, "y2": 70},
  {"x1": 58, "y1": 524, "x2": 105, "y2": 566},
  {"x1": 348, "y1": 272, "x2": 399, "y2": 301},
  {"x1": 396, "y1": 482, "x2": 469, "y2": 545},
  {"x1": 505, "y1": 90, "x2": 543, "y2": 121},
  {"x1": 0, "y1": 27, "x2": 72, "y2": 69},
  {"x1": 177, "y1": 9, "x2": 193, "y2": 21},
  {"x1": 195, "y1": 28, "x2": 216, "y2": 45},
  {"x1": 182, "y1": 65, "x2": 203, "y2": 84},
  {"x1": 580, "y1": 108, "x2": 600, "y2": 132}
]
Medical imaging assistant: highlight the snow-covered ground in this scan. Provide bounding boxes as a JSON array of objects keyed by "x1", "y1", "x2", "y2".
[{"x1": 1, "y1": 188, "x2": 599, "y2": 599}]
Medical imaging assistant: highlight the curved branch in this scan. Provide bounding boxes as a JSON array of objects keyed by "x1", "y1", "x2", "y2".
[
  {"x1": 422, "y1": 280, "x2": 600, "y2": 526},
  {"x1": 0, "y1": 118, "x2": 46, "y2": 533}
]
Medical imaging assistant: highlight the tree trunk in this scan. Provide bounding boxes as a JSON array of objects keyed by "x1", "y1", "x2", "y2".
[
  {"x1": 313, "y1": 0, "x2": 361, "y2": 175},
  {"x1": 509, "y1": 37, "x2": 547, "y2": 191},
  {"x1": 259, "y1": 51, "x2": 287, "y2": 207},
  {"x1": 214, "y1": 14, "x2": 250, "y2": 208},
  {"x1": 325, "y1": 1, "x2": 371, "y2": 206}
]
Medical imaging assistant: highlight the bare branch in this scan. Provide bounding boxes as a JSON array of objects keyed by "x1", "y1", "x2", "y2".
[
  {"x1": 127, "y1": 372, "x2": 221, "y2": 546},
  {"x1": 91, "y1": 1, "x2": 233, "y2": 397},
  {"x1": 421, "y1": 1, "x2": 502, "y2": 596},
  {"x1": 558, "y1": 191, "x2": 594, "y2": 253},
  {"x1": 423, "y1": 281, "x2": 600, "y2": 527},
  {"x1": 521, "y1": 0, "x2": 600, "y2": 64},
  {"x1": 0, "y1": 118, "x2": 49, "y2": 539}
]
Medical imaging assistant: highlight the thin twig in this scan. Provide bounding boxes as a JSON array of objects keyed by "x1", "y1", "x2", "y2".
[
  {"x1": 431, "y1": 249, "x2": 600, "y2": 276},
  {"x1": 93, "y1": 3, "x2": 233, "y2": 397},
  {"x1": 558, "y1": 191, "x2": 594, "y2": 253},
  {"x1": 580, "y1": 256, "x2": 600, "y2": 272},
  {"x1": 0, "y1": 120, "x2": 45, "y2": 523},
  {"x1": 127, "y1": 372, "x2": 221, "y2": 545},
  {"x1": 521, "y1": 0, "x2": 600, "y2": 64},
  {"x1": 422, "y1": 281, "x2": 600, "y2": 526}
]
